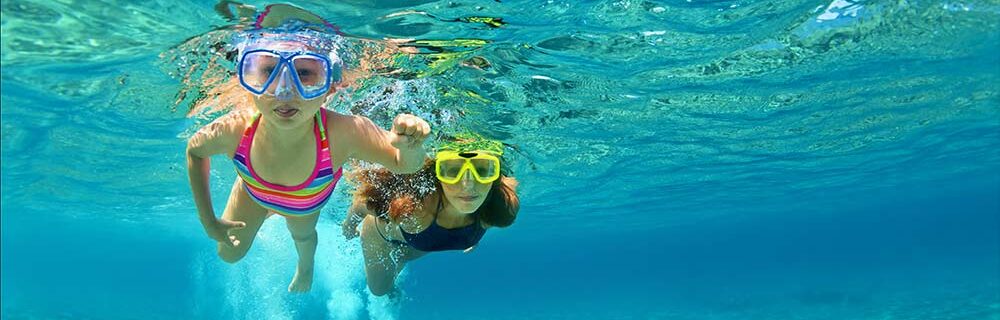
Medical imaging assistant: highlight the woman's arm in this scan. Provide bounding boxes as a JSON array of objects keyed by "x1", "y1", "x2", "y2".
[
  {"x1": 341, "y1": 197, "x2": 370, "y2": 239},
  {"x1": 342, "y1": 189, "x2": 436, "y2": 239}
]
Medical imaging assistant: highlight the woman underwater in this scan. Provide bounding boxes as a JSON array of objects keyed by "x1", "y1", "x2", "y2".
[
  {"x1": 342, "y1": 134, "x2": 520, "y2": 296},
  {"x1": 185, "y1": 4, "x2": 431, "y2": 292}
]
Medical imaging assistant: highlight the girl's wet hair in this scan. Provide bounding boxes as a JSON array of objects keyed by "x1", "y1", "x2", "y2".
[{"x1": 230, "y1": 21, "x2": 347, "y2": 65}]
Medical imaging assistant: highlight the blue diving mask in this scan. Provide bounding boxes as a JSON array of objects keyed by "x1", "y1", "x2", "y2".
[{"x1": 237, "y1": 48, "x2": 342, "y2": 100}]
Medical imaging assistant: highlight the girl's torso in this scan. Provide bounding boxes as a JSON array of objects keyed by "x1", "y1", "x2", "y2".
[
  {"x1": 219, "y1": 110, "x2": 353, "y2": 170},
  {"x1": 231, "y1": 110, "x2": 342, "y2": 215}
]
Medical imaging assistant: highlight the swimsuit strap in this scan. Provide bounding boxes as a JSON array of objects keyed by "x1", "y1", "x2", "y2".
[
  {"x1": 374, "y1": 215, "x2": 410, "y2": 247},
  {"x1": 232, "y1": 110, "x2": 341, "y2": 216}
]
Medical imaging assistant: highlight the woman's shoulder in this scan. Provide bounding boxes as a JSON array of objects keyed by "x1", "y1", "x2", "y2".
[
  {"x1": 394, "y1": 191, "x2": 438, "y2": 224},
  {"x1": 417, "y1": 192, "x2": 441, "y2": 218}
]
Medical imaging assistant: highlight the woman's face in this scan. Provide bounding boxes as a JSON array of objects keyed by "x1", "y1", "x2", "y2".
[
  {"x1": 440, "y1": 172, "x2": 493, "y2": 214},
  {"x1": 247, "y1": 41, "x2": 335, "y2": 129}
]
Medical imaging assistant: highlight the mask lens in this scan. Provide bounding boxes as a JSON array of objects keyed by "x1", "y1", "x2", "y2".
[
  {"x1": 470, "y1": 158, "x2": 498, "y2": 181},
  {"x1": 240, "y1": 51, "x2": 282, "y2": 93},
  {"x1": 291, "y1": 55, "x2": 331, "y2": 96},
  {"x1": 439, "y1": 159, "x2": 467, "y2": 180}
]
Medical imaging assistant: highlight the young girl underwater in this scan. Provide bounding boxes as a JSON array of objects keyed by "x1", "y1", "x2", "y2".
[{"x1": 185, "y1": 4, "x2": 431, "y2": 292}]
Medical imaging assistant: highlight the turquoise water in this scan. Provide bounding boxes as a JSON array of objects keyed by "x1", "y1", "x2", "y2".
[{"x1": 2, "y1": 0, "x2": 999, "y2": 319}]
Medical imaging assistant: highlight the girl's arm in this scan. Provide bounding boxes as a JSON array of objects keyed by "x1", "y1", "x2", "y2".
[
  {"x1": 331, "y1": 112, "x2": 430, "y2": 174},
  {"x1": 186, "y1": 115, "x2": 246, "y2": 246}
]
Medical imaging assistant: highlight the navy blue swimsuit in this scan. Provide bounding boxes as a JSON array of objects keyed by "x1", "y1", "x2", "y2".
[{"x1": 376, "y1": 194, "x2": 486, "y2": 252}]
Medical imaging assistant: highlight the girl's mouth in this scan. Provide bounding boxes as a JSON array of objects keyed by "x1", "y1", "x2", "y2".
[{"x1": 275, "y1": 106, "x2": 299, "y2": 118}]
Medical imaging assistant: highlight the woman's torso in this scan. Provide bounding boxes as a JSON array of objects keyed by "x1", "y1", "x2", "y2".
[{"x1": 376, "y1": 194, "x2": 487, "y2": 252}]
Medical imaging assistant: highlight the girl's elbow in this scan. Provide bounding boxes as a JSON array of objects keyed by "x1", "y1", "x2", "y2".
[
  {"x1": 186, "y1": 145, "x2": 205, "y2": 162},
  {"x1": 386, "y1": 165, "x2": 415, "y2": 174},
  {"x1": 396, "y1": 160, "x2": 423, "y2": 174},
  {"x1": 384, "y1": 156, "x2": 420, "y2": 174}
]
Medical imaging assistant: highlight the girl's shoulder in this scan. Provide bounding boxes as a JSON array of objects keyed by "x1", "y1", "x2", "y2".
[
  {"x1": 322, "y1": 109, "x2": 381, "y2": 155},
  {"x1": 190, "y1": 110, "x2": 255, "y2": 157},
  {"x1": 322, "y1": 109, "x2": 366, "y2": 133},
  {"x1": 203, "y1": 109, "x2": 254, "y2": 133},
  {"x1": 217, "y1": 111, "x2": 255, "y2": 139}
]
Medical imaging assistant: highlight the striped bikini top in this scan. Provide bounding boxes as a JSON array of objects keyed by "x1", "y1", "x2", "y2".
[{"x1": 232, "y1": 111, "x2": 342, "y2": 216}]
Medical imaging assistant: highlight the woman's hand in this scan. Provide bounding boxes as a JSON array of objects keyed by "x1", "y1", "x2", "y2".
[
  {"x1": 203, "y1": 218, "x2": 246, "y2": 247},
  {"x1": 342, "y1": 202, "x2": 367, "y2": 240},
  {"x1": 342, "y1": 214, "x2": 362, "y2": 240}
]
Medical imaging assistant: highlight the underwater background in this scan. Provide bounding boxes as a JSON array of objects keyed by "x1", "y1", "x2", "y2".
[{"x1": 2, "y1": 0, "x2": 999, "y2": 319}]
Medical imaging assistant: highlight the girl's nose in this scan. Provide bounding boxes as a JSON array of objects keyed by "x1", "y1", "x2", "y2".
[{"x1": 272, "y1": 66, "x2": 297, "y2": 101}]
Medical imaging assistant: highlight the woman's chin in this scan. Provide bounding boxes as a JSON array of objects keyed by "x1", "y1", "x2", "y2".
[
  {"x1": 458, "y1": 207, "x2": 478, "y2": 214},
  {"x1": 455, "y1": 201, "x2": 486, "y2": 214}
]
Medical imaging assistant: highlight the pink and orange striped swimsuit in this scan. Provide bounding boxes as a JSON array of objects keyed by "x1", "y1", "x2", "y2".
[{"x1": 232, "y1": 111, "x2": 342, "y2": 216}]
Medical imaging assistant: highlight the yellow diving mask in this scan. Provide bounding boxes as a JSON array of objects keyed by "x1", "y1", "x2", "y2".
[{"x1": 435, "y1": 150, "x2": 502, "y2": 184}]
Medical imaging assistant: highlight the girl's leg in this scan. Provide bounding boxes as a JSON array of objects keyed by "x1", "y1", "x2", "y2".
[
  {"x1": 285, "y1": 211, "x2": 320, "y2": 292},
  {"x1": 218, "y1": 179, "x2": 269, "y2": 263}
]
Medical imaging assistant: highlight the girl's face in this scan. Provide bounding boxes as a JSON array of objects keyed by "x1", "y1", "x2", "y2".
[
  {"x1": 440, "y1": 172, "x2": 493, "y2": 214},
  {"x1": 252, "y1": 86, "x2": 328, "y2": 129},
  {"x1": 246, "y1": 41, "x2": 336, "y2": 129}
]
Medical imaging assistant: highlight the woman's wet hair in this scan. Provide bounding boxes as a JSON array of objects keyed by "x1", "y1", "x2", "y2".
[{"x1": 350, "y1": 159, "x2": 519, "y2": 227}]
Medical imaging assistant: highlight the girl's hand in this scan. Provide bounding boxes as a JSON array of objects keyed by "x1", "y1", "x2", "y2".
[
  {"x1": 390, "y1": 114, "x2": 430, "y2": 149},
  {"x1": 204, "y1": 218, "x2": 246, "y2": 247}
]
